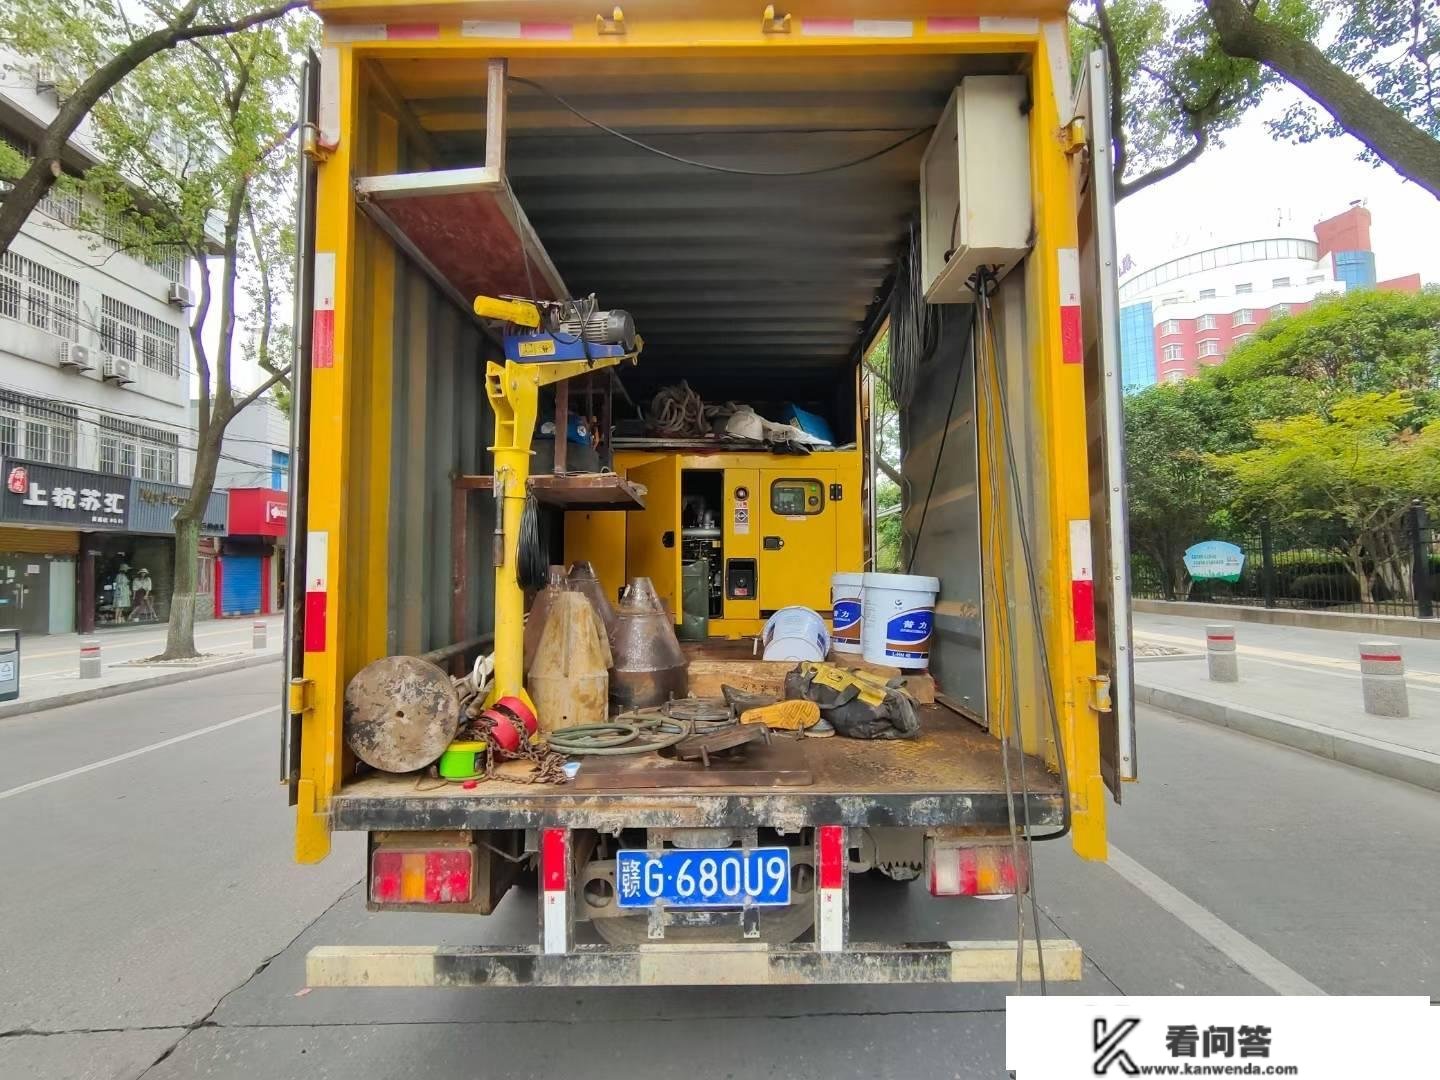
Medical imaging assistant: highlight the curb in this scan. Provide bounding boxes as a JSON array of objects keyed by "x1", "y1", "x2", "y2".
[
  {"x1": 0, "y1": 652, "x2": 283, "y2": 722},
  {"x1": 1135, "y1": 684, "x2": 1440, "y2": 794}
]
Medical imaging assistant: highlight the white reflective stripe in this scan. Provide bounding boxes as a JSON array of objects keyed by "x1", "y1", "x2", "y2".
[
  {"x1": 323, "y1": 23, "x2": 385, "y2": 43},
  {"x1": 318, "y1": 48, "x2": 341, "y2": 149},
  {"x1": 979, "y1": 16, "x2": 1039, "y2": 33},
  {"x1": 1069, "y1": 520, "x2": 1093, "y2": 582},
  {"x1": 314, "y1": 252, "x2": 336, "y2": 312},
  {"x1": 1043, "y1": 18, "x2": 1072, "y2": 119},
  {"x1": 1058, "y1": 247, "x2": 1081, "y2": 307},
  {"x1": 818, "y1": 889, "x2": 844, "y2": 952},
  {"x1": 462, "y1": 19, "x2": 521, "y2": 37},
  {"x1": 306, "y1": 531, "x2": 330, "y2": 591},
  {"x1": 543, "y1": 891, "x2": 568, "y2": 954},
  {"x1": 802, "y1": 18, "x2": 912, "y2": 36}
]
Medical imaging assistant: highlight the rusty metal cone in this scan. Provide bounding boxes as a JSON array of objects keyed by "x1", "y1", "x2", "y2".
[
  {"x1": 566, "y1": 560, "x2": 618, "y2": 646},
  {"x1": 610, "y1": 576, "x2": 689, "y2": 709},
  {"x1": 523, "y1": 565, "x2": 569, "y2": 675},
  {"x1": 528, "y1": 592, "x2": 610, "y2": 733}
]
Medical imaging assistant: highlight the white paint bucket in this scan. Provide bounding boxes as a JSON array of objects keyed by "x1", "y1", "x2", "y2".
[
  {"x1": 831, "y1": 572, "x2": 864, "y2": 654},
  {"x1": 861, "y1": 572, "x2": 940, "y2": 670},
  {"x1": 762, "y1": 606, "x2": 830, "y2": 662}
]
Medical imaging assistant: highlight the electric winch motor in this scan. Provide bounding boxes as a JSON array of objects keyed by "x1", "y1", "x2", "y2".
[{"x1": 551, "y1": 307, "x2": 636, "y2": 351}]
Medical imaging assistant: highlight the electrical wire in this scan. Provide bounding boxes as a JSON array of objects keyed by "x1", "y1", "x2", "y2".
[
  {"x1": 516, "y1": 490, "x2": 548, "y2": 590},
  {"x1": 887, "y1": 223, "x2": 942, "y2": 411},
  {"x1": 508, "y1": 75, "x2": 931, "y2": 177}
]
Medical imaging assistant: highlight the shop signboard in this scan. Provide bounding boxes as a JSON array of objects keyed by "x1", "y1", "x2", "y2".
[
  {"x1": 129, "y1": 480, "x2": 228, "y2": 536},
  {"x1": 227, "y1": 487, "x2": 288, "y2": 537},
  {"x1": 0, "y1": 459, "x2": 131, "y2": 530}
]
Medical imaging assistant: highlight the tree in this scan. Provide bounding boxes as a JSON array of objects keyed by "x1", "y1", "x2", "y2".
[
  {"x1": 15, "y1": 6, "x2": 315, "y2": 657},
  {"x1": 1123, "y1": 378, "x2": 1245, "y2": 598},
  {"x1": 1212, "y1": 392, "x2": 1440, "y2": 602},
  {"x1": 0, "y1": 0, "x2": 306, "y2": 254},
  {"x1": 1071, "y1": 0, "x2": 1321, "y2": 200},
  {"x1": 1205, "y1": 0, "x2": 1440, "y2": 200}
]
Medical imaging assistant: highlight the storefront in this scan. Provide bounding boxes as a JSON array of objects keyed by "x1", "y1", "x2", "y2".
[
  {"x1": 110, "y1": 479, "x2": 229, "y2": 627},
  {"x1": 0, "y1": 459, "x2": 131, "y2": 635},
  {"x1": 222, "y1": 488, "x2": 287, "y2": 617}
]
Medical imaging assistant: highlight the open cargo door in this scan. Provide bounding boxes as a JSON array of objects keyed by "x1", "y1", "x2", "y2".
[
  {"x1": 1072, "y1": 51, "x2": 1136, "y2": 800},
  {"x1": 624, "y1": 457, "x2": 682, "y2": 621},
  {"x1": 282, "y1": 49, "x2": 319, "y2": 807}
]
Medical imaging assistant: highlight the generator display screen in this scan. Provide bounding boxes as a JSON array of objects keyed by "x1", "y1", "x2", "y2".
[{"x1": 770, "y1": 479, "x2": 824, "y2": 516}]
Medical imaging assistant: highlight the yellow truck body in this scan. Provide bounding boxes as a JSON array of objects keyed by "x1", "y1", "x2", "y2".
[{"x1": 284, "y1": 0, "x2": 1135, "y2": 986}]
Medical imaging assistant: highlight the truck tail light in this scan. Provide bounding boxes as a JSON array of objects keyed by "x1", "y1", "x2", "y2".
[
  {"x1": 370, "y1": 847, "x2": 475, "y2": 905},
  {"x1": 926, "y1": 840, "x2": 1029, "y2": 898}
]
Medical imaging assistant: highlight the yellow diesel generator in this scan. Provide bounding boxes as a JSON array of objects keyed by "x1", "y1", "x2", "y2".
[{"x1": 566, "y1": 448, "x2": 863, "y2": 638}]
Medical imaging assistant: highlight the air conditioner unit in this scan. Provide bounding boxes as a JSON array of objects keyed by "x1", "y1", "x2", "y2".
[
  {"x1": 167, "y1": 281, "x2": 193, "y2": 307},
  {"x1": 57, "y1": 342, "x2": 93, "y2": 372},
  {"x1": 102, "y1": 355, "x2": 135, "y2": 385}
]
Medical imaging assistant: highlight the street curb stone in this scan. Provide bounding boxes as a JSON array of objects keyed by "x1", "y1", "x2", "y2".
[
  {"x1": 0, "y1": 652, "x2": 282, "y2": 722},
  {"x1": 1135, "y1": 683, "x2": 1440, "y2": 793}
]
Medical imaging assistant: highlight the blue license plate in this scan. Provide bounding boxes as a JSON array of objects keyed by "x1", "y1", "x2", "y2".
[{"x1": 615, "y1": 847, "x2": 791, "y2": 909}]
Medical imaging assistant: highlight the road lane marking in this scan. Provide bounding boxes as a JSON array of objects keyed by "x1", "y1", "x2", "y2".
[
  {"x1": 1107, "y1": 845, "x2": 1326, "y2": 996},
  {"x1": 0, "y1": 706, "x2": 275, "y2": 802}
]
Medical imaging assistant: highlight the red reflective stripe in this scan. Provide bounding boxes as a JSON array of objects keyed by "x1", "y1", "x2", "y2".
[
  {"x1": 817, "y1": 825, "x2": 844, "y2": 890},
  {"x1": 386, "y1": 22, "x2": 438, "y2": 38},
  {"x1": 1060, "y1": 306, "x2": 1082, "y2": 363},
  {"x1": 928, "y1": 16, "x2": 980, "y2": 31},
  {"x1": 312, "y1": 310, "x2": 335, "y2": 369},
  {"x1": 303, "y1": 592, "x2": 326, "y2": 652},
  {"x1": 1071, "y1": 579, "x2": 1095, "y2": 642},
  {"x1": 1207, "y1": 634, "x2": 1235, "y2": 642},
  {"x1": 1361, "y1": 653, "x2": 1403, "y2": 662},
  {"x1": 542, "y1": 828, "x2": 567, "y2": 892},
  {"x1": 522, "y1": 23, "x2": 573, "y2": 38}
]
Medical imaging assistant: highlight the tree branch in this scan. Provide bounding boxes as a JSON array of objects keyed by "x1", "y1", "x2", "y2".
[
  {"x1": 234, "y1": 365, "x2": 292, "y2": 413},
  {"x1": 1093, "y1": 0, "x2": 1130, "y2": 185},
  {"x1": 1116, "y1": 128, "x2": 1211, "y2": 201},
  {"x1": 1205, "y1": 0, "x2": 1440, "y2": 199},
  {"x1": 0, "y1": 0, "x2": 307, "y2": 255}
]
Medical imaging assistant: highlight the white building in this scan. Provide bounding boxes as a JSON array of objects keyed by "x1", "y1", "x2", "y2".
[{"x1": 1, "y1": 50, "x2": 200, "y2": 634}]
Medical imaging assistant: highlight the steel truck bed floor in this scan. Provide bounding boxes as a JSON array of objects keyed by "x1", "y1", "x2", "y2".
[{"x1": 330, "y1": 707, "x2": 1062, "y2": 832}]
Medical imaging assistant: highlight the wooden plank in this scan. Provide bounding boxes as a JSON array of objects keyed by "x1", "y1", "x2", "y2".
[
  {"x1": 687, "y1": 659, "x2": 792, "y2": 698},
  {"x1": 453, "y1": 472, "x2": 646, "y2": 510}
]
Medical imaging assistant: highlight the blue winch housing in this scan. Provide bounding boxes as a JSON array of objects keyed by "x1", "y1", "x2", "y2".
[{"x1": 503, "y1": 331, "x2": 632, "y2": 364}]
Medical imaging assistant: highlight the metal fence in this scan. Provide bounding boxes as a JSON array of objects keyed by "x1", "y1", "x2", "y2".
[{"x1": 1131, "y1": 503, "x2": 1439, "y2": 619}]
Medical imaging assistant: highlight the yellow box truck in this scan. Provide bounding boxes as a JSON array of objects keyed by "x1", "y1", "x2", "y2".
[{"x1": 287, "y1": 0, "x2": 1134, "y2": 989}]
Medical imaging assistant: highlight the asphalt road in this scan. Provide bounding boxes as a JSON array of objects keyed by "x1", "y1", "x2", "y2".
[{"x1": 1, "y1": 662, "x2": 1437, "y2": 1080}]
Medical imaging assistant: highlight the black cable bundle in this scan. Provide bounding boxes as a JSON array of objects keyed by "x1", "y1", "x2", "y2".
[
  {"x1": 517, "y1": 492, "x2": 549, "y2": 591},
  {"x1": 887, "y1": 222, "x2": 942, "y2": 410}
]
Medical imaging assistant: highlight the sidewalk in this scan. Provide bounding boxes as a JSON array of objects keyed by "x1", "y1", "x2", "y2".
[
  {"x1": 1, "y1": 615, "x2": 285, "y2": 720},
  {"x1": 1133, "y1": 610, "x2": 1440, "y2": 792}
]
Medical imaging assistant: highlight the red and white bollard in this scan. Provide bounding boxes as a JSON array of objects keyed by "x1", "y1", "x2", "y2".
[
  {"x1": 79, "y1": 639, "x2": 101, "y2": 679},
  {"x1": 1206, "y1": 624, "x2": 1238, "y2": 683},
  {"x1": 252, "y1": 620, "x2": 267, "y2": 650},
  {"x1": 1359, "y1": 641, "x2": 1408, "y2": 718}
]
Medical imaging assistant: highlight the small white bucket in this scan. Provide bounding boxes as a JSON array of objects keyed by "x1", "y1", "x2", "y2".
[
  {"x1": 762, "y1": 606, "x2": 831, "y2": 661},
  {"x1": 831, "y1": 572, "x2": 864, "y2": 654},
  {"x1": 861, "y1": 572, "x2": 940, "y2": 670}
]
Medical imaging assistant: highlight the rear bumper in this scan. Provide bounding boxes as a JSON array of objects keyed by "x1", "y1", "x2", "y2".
[
  {"x1": 306, "y1": 940, "x2": 1082, "y2": 987},
  {"x1": 329, "y1": 790, "x2": 1064, "y2": 831}
]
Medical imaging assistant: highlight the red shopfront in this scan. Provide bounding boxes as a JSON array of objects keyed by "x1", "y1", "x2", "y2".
[{"x1": 219, "y1": 488, "x2": 287, "y2": 617}]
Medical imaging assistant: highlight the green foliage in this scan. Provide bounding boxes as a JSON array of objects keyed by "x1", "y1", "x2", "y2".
[
  {"x1": 1071, "y1": 0, "x2": 1321, "y2": 198},
  {"x1": 1269, "y1": 0, "x2": 1440, "y2": 148},
  {"x1": 1211, "y1": 392, "x2": 1440, "y2": 601}
]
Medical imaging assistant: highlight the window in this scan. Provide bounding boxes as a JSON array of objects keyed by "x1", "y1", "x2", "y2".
[
  {"x1": 1199, "y1": 340, "x2": 1220, "y2": 358},
  {"x1": 100, "y1": 295, "x2": 180, "y2": 376},
  {"x1": 1164, "y1": 371, "x2": 1185, "y2": 384},
  {"x1": 1163, "y1": 344, "x2": 1184, "y2": 361},
  {"x1": 98, "y1": 416, "x2": 180, "y2": 482},
  {"x1": 1160, "y1": 319, "x2": 1181, "y2": 336},
  {"x1": 0, "y1": 391, "x2": 78, "y2": 466},
  {"x1": 1272, "y1": 276, "x2": 1291, "y2": 288},
  {"x1": 1234, "y1": 333, "x2": 1254, "y2": 345},
  {"x1": 1235, "y1": 282, "x2": 1253, "y2": 294},
  {"x1": 1197, "y1": 314, "x2": 1218, "y2": 331},
  {"x1": 1234, "y1": 308, "x2": 1255, "y2": 325},
  {"x1": 0, "y1": 251, "x2": 79, "y2": 340},
  {"x1": 271, "y1": 449, "x2": 290, "y2": 491},
  {"x1": 1198, "y1": 288, "x2": 1216, "y2": 300},
  {"x1": 1307, "y1": 274, "x2": 1326, "y2": 284},
  {"x1": 1272, "y1": 303, "x2": 1291, "y2": 317}
]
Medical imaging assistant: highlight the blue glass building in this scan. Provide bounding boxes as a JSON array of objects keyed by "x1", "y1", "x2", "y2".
[{"x1": 1119, "y1": 300, "x2": 1156, "y2": 391}]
